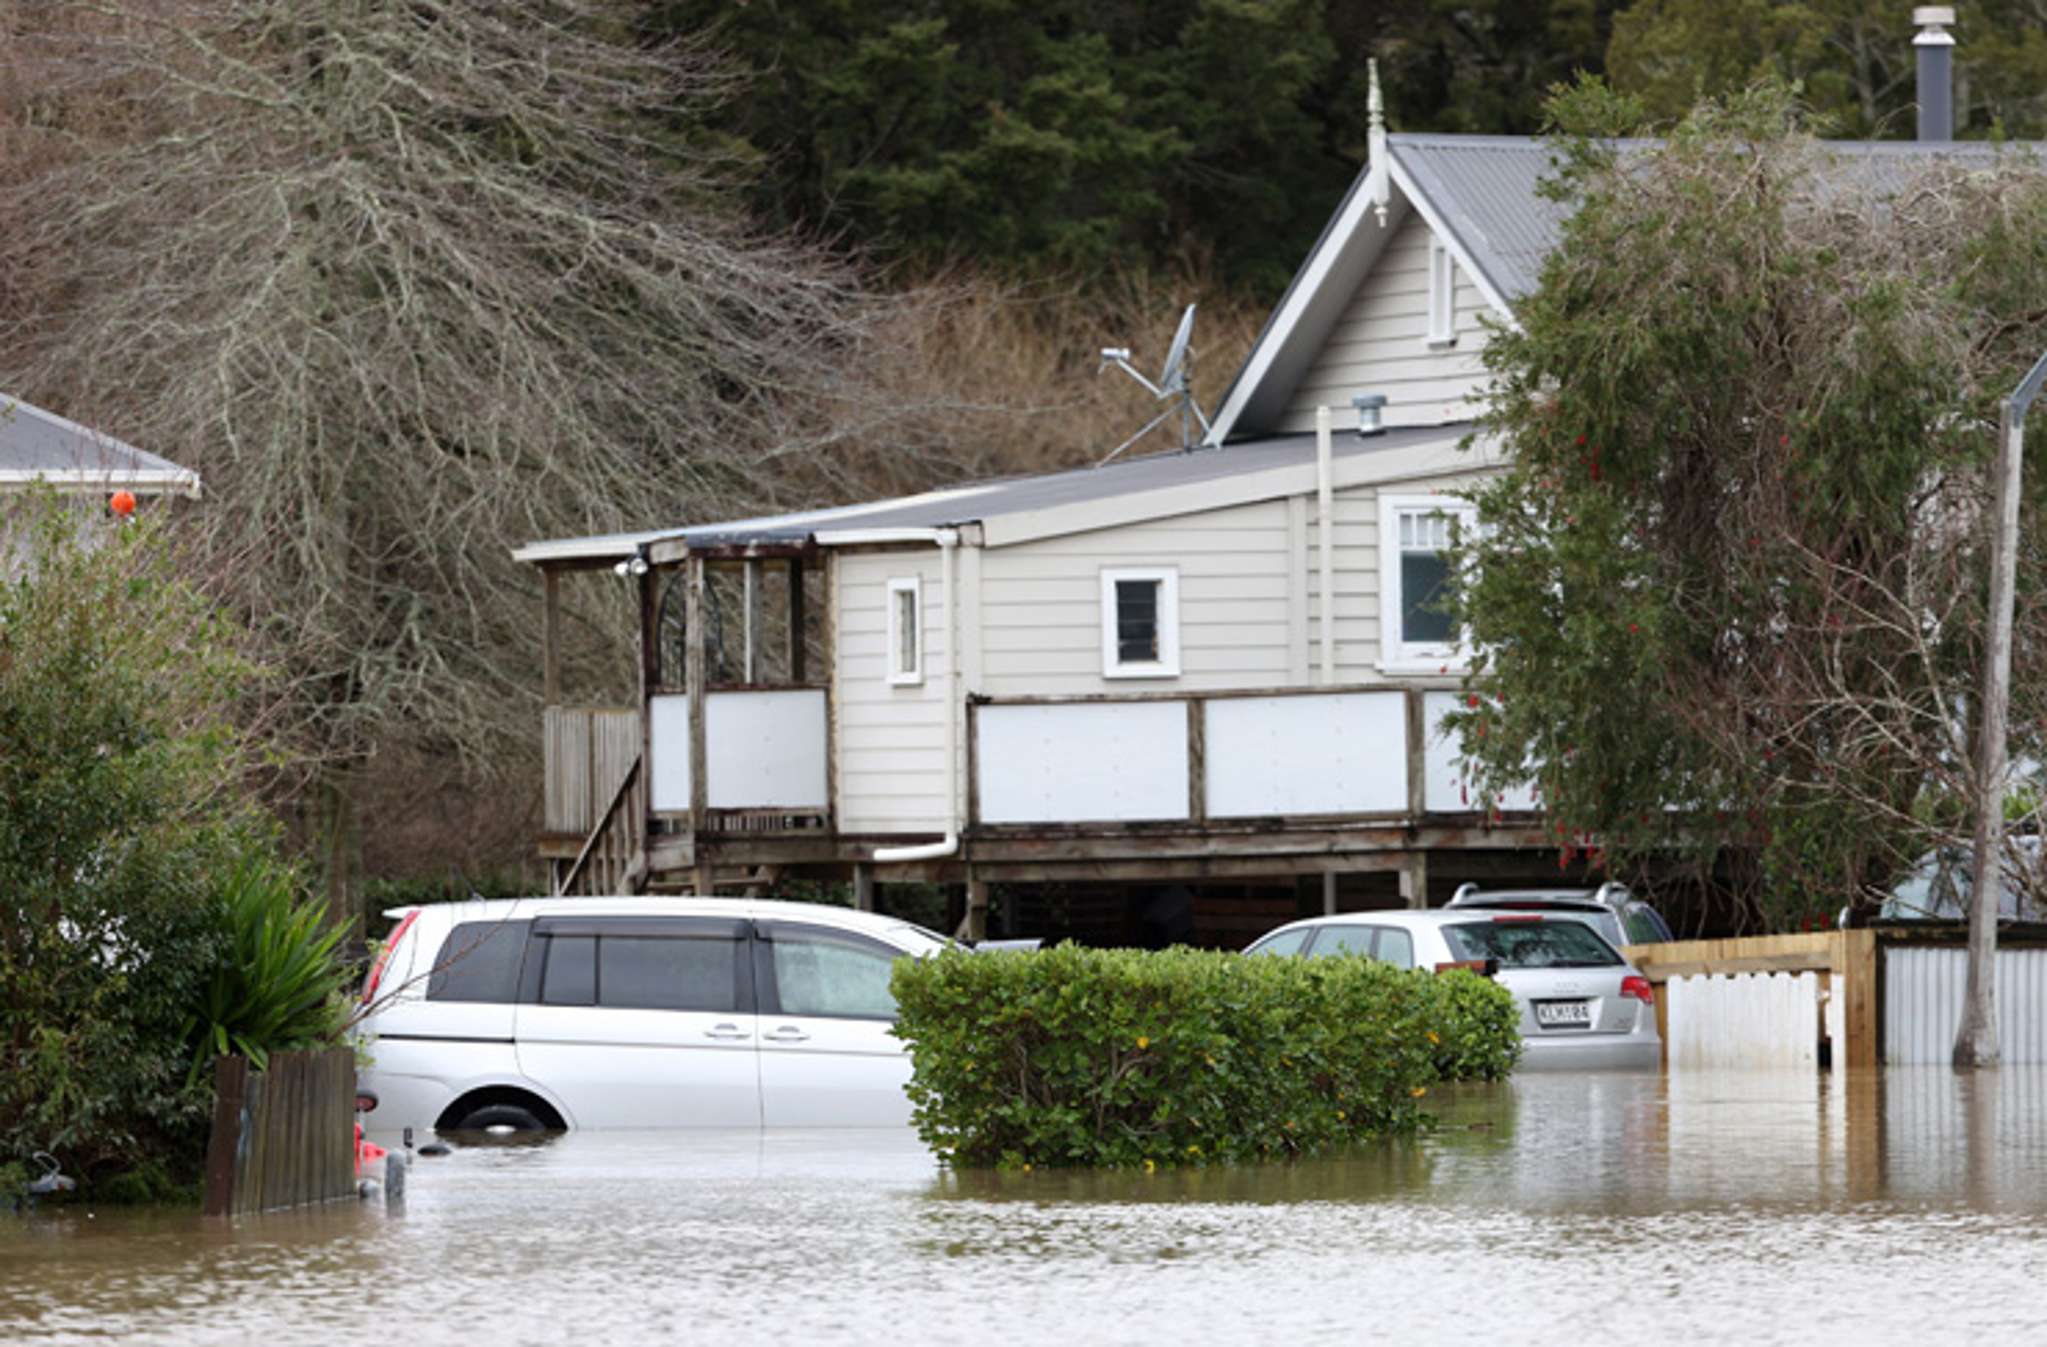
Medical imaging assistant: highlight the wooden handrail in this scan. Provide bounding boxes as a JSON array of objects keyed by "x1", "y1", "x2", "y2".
[{"x1": 557, "y1": 755, "x2": 643, "y2": 896}]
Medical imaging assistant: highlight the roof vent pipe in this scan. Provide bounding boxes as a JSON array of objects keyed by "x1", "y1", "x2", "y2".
[
  {"x1": 1353, "y1": 392, "x2": 1388, "y2": 438},
  {"x1": 1914, "y1": 7, "x2": 1956, "y2": 142}
]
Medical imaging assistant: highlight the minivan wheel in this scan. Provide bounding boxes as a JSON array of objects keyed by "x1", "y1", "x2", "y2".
[{"x1": 452, "y1": 1102, "x2": 548, "y2": 1133}]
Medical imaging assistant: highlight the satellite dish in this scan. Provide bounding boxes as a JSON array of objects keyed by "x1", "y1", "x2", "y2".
[
  {"x1": 1158, "y1": 303, "x2": 1198, "y2": 392},
  {"x1": 1095, "y1": 303, "x2": 1214, "y2": 465}
]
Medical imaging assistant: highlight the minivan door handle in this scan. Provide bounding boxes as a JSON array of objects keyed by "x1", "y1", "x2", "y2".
[
  {"x1": 763, "y1": 1026, "x2": 810, "y2": 1043},
  {"x1": 703, "y1": 1024, "x2": 750, "y2": 1041}
]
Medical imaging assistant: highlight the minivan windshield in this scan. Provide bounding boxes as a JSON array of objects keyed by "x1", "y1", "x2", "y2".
[{"x1": 1444, "y1": 919, "x2": 1622, "y2": 969}]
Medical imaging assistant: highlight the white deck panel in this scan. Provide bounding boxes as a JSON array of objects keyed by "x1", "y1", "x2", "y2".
[
  {"x1": 1202, "y1": 692, "x2": 1407, "y2": 818},
  {"x1": 976, "y1": 701, "x2": 1189, "y2": 824}
]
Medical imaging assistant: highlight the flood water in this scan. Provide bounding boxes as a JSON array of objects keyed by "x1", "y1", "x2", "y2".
[{"x1": 6, "y1": 1068, "x2": 2047, "y2": 1346}]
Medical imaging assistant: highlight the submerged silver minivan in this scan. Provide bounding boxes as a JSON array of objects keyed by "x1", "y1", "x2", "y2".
[{"x1": 1243, "y1": 910, "x2": 1661, "y2": 1071}]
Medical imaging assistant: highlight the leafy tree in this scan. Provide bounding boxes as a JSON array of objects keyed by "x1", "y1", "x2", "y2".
[
  {"x1": 1607, "y1": 0, "x2": 2047, "y2": 137},
  {"x1": 0, "y1": 495, "x2": 274, "y2": 1186},
  {"x1": 1447, "y1": 81, "x2": 2047, "y2": 926},
  {"x1": 649, "y1": 0, "x2": 1624, "y2": 294}
]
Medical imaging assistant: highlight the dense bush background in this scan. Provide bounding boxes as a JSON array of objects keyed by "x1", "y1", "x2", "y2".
[{"x1": 890, "y1": 944, "x2": 1518, "y2": 1169}]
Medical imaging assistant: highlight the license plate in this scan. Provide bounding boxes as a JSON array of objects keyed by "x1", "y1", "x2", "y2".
[{"x1": 1534, "y1": 1000, "x2": 1593, "y2": 1029}]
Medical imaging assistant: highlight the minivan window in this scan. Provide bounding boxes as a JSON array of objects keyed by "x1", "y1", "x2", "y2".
[
  {"x1": 1444, "y1": 920, "x2": 1621, "y2": 969},
  {"x1": 600, "y1": 933, "x2": 741, "y2": 1013},
  {"x1": 540, "y1": 935, "x2": 597, "y2": 1005},
  {"x1": 763, "y1": 926, "x2": 899, "y2": 1020},
  {"x1": 427, "y1": 920, "x2": 532, "y2": 1003}
]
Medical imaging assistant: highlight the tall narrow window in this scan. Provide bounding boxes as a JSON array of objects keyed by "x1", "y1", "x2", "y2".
[
  {"x1": 1100, "y1": 566, "x2": 1180, "y2": 678},
  {"x1": 886, "y1": 576, "x2": 922, "y2": 685},
  {"x1": 1426, "y1": 235, "x2": 1457, "y2": 347},
  {"x1": 1378, "y1": 494, "x2": 1474, "y2": 673}
]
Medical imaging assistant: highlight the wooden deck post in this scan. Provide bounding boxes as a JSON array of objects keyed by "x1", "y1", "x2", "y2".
[
  {"x1": 543, "y1": 567, "x2": 562, "y2": 707},
  {"x1": 685, "y1": 554, "x2": 708, "y2": 836},
  {"x1": 1321, "y1": 872, "x2": 1338, "y2": 916},
  {"x1": 742, "y1": 558, "x2": 762, "y2": 683},
  {"x1": 788, "y1": 557, "x2": 807, "y2": 683},
  {"x1": 1404, "y1": 688, "x2": 1428, "y2": 820},
  {"x1": 853, "y1": 863, "x2": 875, "y2": 912},
  {"x1": 1400, "y1": 852, "x2": 1429, "y2": 908},
  {"x1": 966, "y1": 878, "x2": 991, "y2": 942},
  {"x1": 1186, "y1": 698, "x2": 1206, "y2": 824}
]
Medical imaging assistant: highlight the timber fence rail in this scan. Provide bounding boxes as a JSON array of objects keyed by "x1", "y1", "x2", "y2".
[
  {"x1": 1622, "y1": 930, "x2": 1879, "y2": 1071},
  {"x1": 201, "y1": 1047, "x2": 357, "y2": 1217}
]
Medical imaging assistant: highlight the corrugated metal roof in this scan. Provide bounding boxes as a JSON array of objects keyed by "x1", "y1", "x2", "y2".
[
  {"x1": 513, "y1": 424, "x2": 1474, "y2": 561},
  {"x1": 1388, "y1": 136, "x2": 1576, "y2": 302},
  {"x1": 0, "y1": 394, "x2": 202, "y2": 496},
  {"x1": 1390, "y1": 134, "x2": 2047, "y2": 302}
]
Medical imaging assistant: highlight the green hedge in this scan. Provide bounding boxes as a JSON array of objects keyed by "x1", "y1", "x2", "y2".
[{"x1": 889, "y1": 945, "x2": 1520, "y2": 1169}]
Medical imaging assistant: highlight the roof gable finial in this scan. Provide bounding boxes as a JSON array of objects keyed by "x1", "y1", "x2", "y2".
[{"x1": 1367, "y1": 58, "x2": 1390, "y2": 227}]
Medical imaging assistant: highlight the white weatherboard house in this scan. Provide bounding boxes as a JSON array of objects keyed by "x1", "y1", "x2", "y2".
[{"x1": 518, "y1": 47, "x2": 2025, "y2": 941}]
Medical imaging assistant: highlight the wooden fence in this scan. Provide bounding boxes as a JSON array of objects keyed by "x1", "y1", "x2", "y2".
[
  {"x1": 1623, "y1": 929, "x2": 1879, "y2": 1071},
  {"x1": 202, "y1": 1047, "x2": 358, "y2": 1217},
  {"x1": 544, "y1": 705, "x2": 640, "y2": 837}
]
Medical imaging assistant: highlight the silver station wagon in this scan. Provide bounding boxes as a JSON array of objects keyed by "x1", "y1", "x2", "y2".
[{"x1": 1244, "y1": 910, "x2": 1662, "y2": 1071}]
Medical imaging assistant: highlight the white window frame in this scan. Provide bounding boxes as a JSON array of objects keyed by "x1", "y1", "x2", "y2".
[
  {"x1": 1378, "y1": 493, "x2": 1474, "y2": 674},
  {"x1": 1100, "y1": 566, "x2": 1181, "y2": 680},
  {"x1": 885, "y1": 575, "x2": 924, "y2": 686},
  {"x1": 1425, "y1": 236, "x2": 1458, "y2": 348}
]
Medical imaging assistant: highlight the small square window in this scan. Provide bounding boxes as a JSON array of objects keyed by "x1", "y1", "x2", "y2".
[
  {"x1": 1101, "y1": 566, "x2": 1180, "y2": 679},
  {"x1": 886, "y1": 576, "x2": 922, "y2": 686}
]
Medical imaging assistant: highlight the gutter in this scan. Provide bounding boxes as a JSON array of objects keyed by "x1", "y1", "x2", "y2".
[
  {"x1": 872, "y1": 528, "x2": 963, "y2": 864},
  {"x1": 0, "y1": 469, "x2": 204, "y2": 500}
]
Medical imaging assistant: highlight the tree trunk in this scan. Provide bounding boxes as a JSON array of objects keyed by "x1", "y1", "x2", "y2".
[{"x1": 319, "y1": 772, "x2": 364, "y2": 941}]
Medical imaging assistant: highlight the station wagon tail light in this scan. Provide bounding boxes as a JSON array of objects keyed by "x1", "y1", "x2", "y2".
[
  {"x1": 1621, "y1": 975, "x2": 1655, "y2": 1004},
  {"x1": 362, "y1": 908, "x2": 423, "y2": 1004},
  {"x1": 1491, "y1": 913, "x2": 1544, "y2": 923}
]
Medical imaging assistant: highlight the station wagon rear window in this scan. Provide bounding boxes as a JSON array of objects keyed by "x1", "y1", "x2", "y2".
[{"x1": 1443, "y1": 920, "x2": 1621, "y2": 969}]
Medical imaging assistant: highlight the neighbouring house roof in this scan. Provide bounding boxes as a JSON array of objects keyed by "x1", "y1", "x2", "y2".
[
  {"x1": 513, "y1": 423, "x2": 1494, "y2": 564},
  {"x1": 1209, "y1": 133, "x2": 2047, "y2": 444},
  {"x1": 0, "y1": 394, "x2": 203, "y2": 498}
]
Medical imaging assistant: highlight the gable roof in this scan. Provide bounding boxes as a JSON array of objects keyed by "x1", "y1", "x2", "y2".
[
  {"x1": 1209, "y1": 133, "x2": 2047, "y2": 445},
  {"x1": 514, "y1": 422, "x2": 1493, "y2": 564},
  {"x1": 1, "y1": 394, "x2": 203, "y2": 498}
]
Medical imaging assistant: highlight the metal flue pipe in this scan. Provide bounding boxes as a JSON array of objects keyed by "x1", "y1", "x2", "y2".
[{"x1": 1914, "y1": 7, "x2": 1956, "y2": 142}]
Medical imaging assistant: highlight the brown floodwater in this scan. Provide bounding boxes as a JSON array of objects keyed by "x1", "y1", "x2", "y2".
[{"x1": 5, "y1": 1068, "x2": 2047, "y2": 1346}]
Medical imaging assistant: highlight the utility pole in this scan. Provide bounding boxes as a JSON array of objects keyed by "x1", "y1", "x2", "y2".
[{"x1": 1954, "y1": 346, "x2": 2047, "y2": 1068}]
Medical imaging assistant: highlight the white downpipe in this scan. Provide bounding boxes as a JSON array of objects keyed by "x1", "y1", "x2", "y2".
[
  {"x1": 873, "y1": 529, "x2": 962, "y2": 864},
  {"x1": 1317, "y1": 405, "x2": 1335, "y2": 684}
]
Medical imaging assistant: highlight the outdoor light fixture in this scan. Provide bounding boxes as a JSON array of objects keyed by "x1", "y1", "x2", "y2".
[
  {"x1": 612, "y1": 555, "x2": 650, "y2": 577},
  {"x1": 1353, "y1": 392, "x2": 1388, "y2": 437}
]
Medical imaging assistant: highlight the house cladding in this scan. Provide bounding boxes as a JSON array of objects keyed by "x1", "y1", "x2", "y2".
[
  {"x1": 835, "y1": 548, "x2": 952, "y2": 835},
  {"x1": 1277, "y1": 210, "x2": 1493, "y2": 433},
  {"x1": 977, "y1": 500, "x2": 1292, "y2": 694}
]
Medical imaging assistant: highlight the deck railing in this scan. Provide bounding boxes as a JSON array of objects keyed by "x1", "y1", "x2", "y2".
[{"x1": 968, "y1": 684, "x2": 1533, "y2": 829}]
